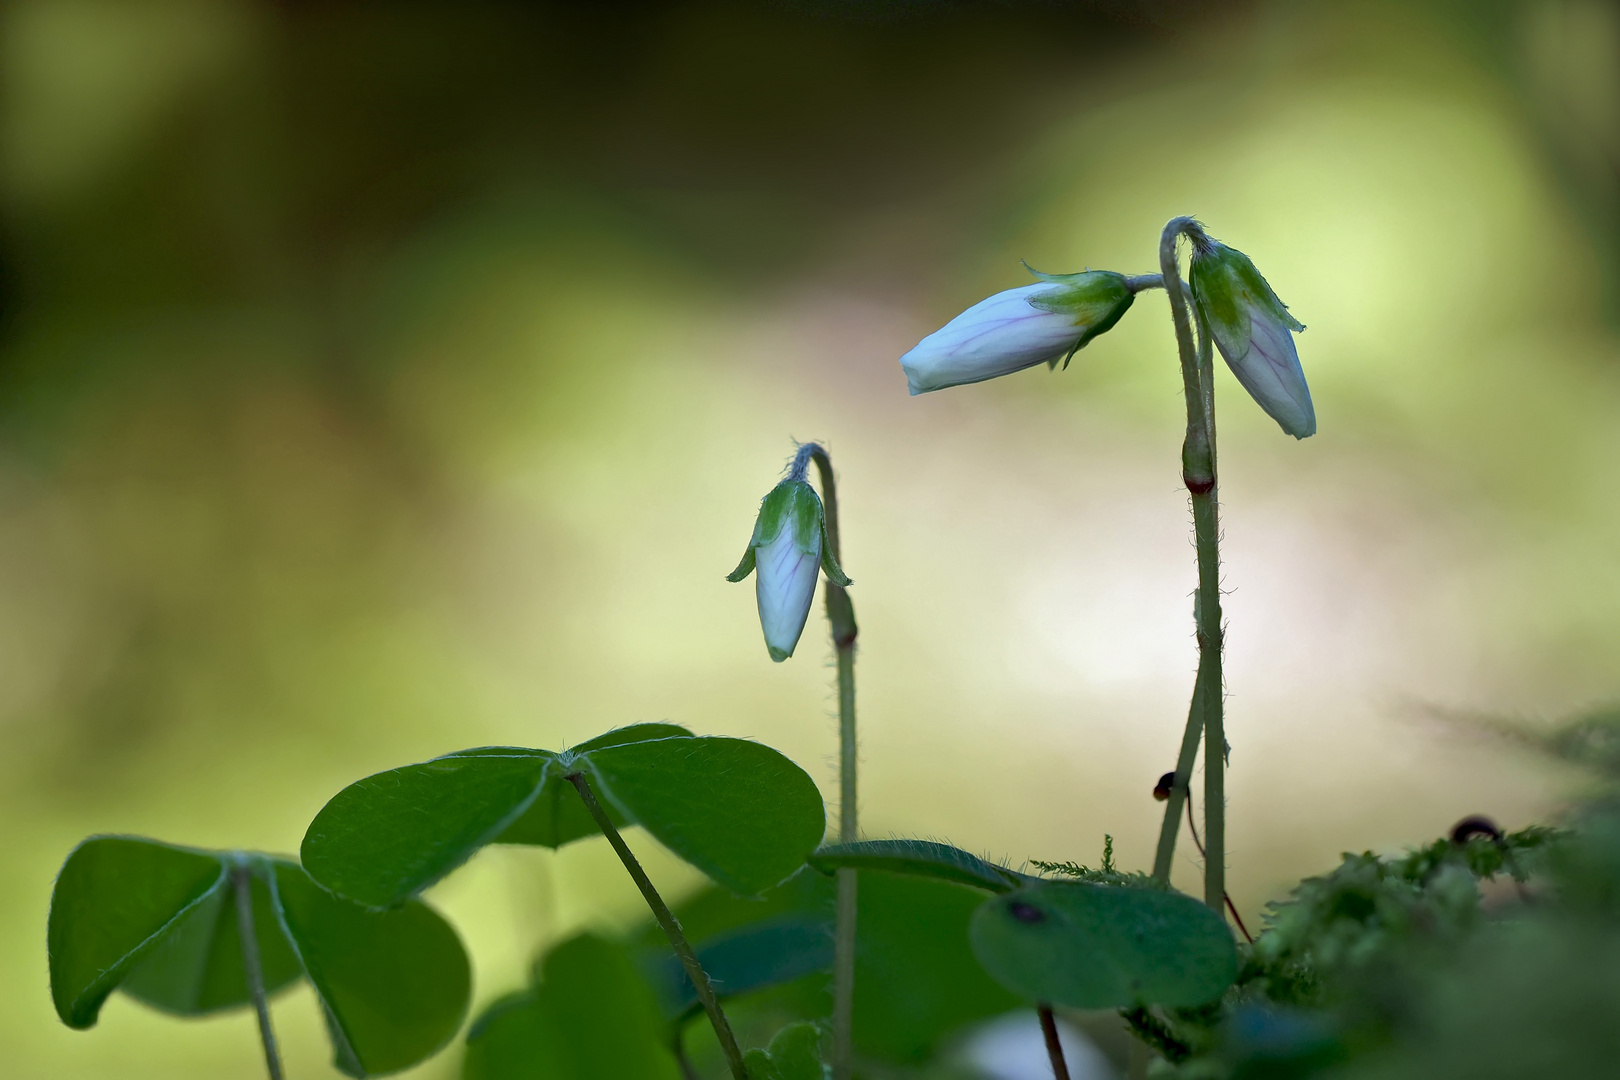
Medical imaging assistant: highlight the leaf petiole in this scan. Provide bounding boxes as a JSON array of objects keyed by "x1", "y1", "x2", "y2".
[
  {"x1": 565, "y1": 771, "x2": 751, "y2": 1080},
  {"x1": 231, "y1": 860, "x2": 284, "y2": 1080}
]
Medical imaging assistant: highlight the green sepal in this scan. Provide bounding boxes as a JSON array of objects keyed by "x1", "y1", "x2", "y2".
[
  {"x1": 728, "y1": 479, "x2": 828, "y2": 581},
  {"x1": 1189, "y1": 240, "x2": 1303, "y2": 362},
  {"x1": 820, "y1": 522, "x2": 851, "y2": 588},
  {"x1": 1021, "y1": 267, "x2": 1136, "y2": 369},
  {"x1": 725, "y1": 546, "x2": 756, "y2": 582}
]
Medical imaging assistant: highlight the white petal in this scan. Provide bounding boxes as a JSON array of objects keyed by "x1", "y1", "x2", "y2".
[
  {"x1": 900, "y1": 283, "x2": 1083, "y2": 395},
  {"x1": 1220, "y1": 307, "x2": 1316, "y2": 439},
  {"x1": 754, "y1": 525, "x2": 821, "y2": 662}
]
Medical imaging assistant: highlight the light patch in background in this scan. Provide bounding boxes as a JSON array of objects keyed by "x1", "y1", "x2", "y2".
[{"x1": 959, "y1": 1010, "x2": 1116, "y2": 1080}]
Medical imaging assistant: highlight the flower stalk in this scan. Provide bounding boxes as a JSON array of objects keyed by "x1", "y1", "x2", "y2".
[
  {"x1": 1150, "y1": 217, "x2": 1227, "y2": 917},
  {"x1": 804, "y1": 443, "x2": 860, "y2": 1080}
]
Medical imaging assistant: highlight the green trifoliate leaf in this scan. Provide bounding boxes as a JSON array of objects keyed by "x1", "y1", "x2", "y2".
[
  {"x1": 119, "y1": 858, "x2": 302, "y2": 1017},
  {"x1": 49, "y1": 837, "x2": 244, "y2": 1028},
  {"x1": 302, "y1": 725, "x2": 825, "y2": 903},
  {"x1": 303, "y1": 748, "x2": 556, "y2": 908},
  {"x1": 585, "y1": 734, "x2": 827, "y2": 896},
  {"x1": 48, "y1": 837, "x2": 470, "y2": 1077}
]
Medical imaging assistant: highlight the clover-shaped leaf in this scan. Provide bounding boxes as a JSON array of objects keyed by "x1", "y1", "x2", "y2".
[
  {"x1": 302, "y1": 724, "x2": 825, "y2": 906},
  {"x1": 48, "y1": 836, "x2": 470, "y2": 1077},
  {"x1": 969, "y1": 880, "x2": 1237, "y2": 1009},
  {"x1": 464, "y1": 932, "x2": 681, "y2": 1080}
]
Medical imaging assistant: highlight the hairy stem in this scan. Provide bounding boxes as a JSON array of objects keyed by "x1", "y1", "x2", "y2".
[
  {"x1": 1182, "y1": 785, "x2": 1254, "y2": 943},
  {"x1": 808, "y1": 442, "x2": 860, "y2": 1080},
  {"x1": 231, "y1": 863, "x2": 284, "y2": 1080},
  {"x1": 1038, "y1": 1006, "x2": 1072, "y2": 1080},
  {"x1": 1157, "y1": 217, "x2": 1227, "y2": 917},
  {"x1": 567, "y1": 772, "x2": 749, "y2": 1080},
  {"x1": 1151, "y1": 666, "x2": 1205, "y2": 882}
]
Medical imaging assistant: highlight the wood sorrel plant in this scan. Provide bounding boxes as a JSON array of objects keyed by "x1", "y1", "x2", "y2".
[
  {"x1": 728, "y1": 440, "x2": 860, "y2": 1080},
  {"x1": 902, "y1": 216, "x2": 1314, "y2": 919}
]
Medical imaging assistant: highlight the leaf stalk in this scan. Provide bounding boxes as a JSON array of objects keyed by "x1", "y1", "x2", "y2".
[
  {"x1": 231, "y1": 861, "x2": 285, "y2": 1080},
  {"x1": 566, "y1": 771, "x2": 751, "y2": 1080}
]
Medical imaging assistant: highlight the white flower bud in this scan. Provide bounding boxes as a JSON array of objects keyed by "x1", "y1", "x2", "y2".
[
  {"x1": 1188, "y1": 238, "x2": 1315, "y2": 439},
  {"x1": 728, "y1": 478, "x2": 851, "y2": 662},
  {"x1": 899, "y1": 270, "x2": 1136, "y2": 395}
]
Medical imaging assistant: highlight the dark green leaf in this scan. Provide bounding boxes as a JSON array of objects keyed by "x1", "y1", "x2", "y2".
[
  {"x1": 48, "y1": 837, "x2": 231, "y2": 1028},
  {"x1": 854, "y1": 872, "x2": 1021, "y2": 1063},
  {"x1": 464, "y1": 933, "x2": 679, "y2": 1080},
  {"x1": 121, "y1": 863, "x2": 301, "y2": 1016},
  {"x1": 304, "y1": 729, "x2": 824, "y2": 908},
  {"x1": 50, "y1": 836, "x2": 470, "y2": 1076},
  {"x1": 494, "y1": 727, "x2": 692, "y2": 847},
  {"x1": 585, "y1": 736, "x2": 825, "y2": 896},
  {"x1": 572, "y1": 722, "x2": 694, "y2": 753},
  {"x1": 461, "y1": 991, "x2": 558, "y2": 1080},
  {"x1": 632, "y1": 865, "x2": 836, "y2": 952},
  {"x1": 652, "y1": 917, "x2": 832, "y2": 1018},
  {"x1": 302, "y1": 749, "x2": 551, "y2": 907},
  {"x1": 808, "y1": 840, "x2": 1025, "y2": 894},
  {"x1": 743, "y1": 1021, "x2": 826, "y2": 1080},
  {"x1": 273, "y1": 861, "x2": 470, "y2": 1076},
  {"x1": 491, "y1": 775, "x2": 625, "y2": 848},
  {"x1": 969, "y1": 880, "x2": 1237, "y2": 1009},
  {"x1": 641, "y1": 870, "x2": 1014, "y2": 1065}
]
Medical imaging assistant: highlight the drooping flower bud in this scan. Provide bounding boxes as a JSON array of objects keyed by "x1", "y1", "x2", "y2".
[
  {"x1": 727, "y1": 477, "x2": 851, "y2": 662},
  {"x1": 1188, "y1": 237, "x2": 1315, "y2": 439},
  {"x1": 899, "y1": 269, "x2": 1136, "y2": 395}
]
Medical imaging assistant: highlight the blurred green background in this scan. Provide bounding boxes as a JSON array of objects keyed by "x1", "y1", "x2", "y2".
[{"x1": 2, "y1": 0, "x2": 1617, "y2": 1076}]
